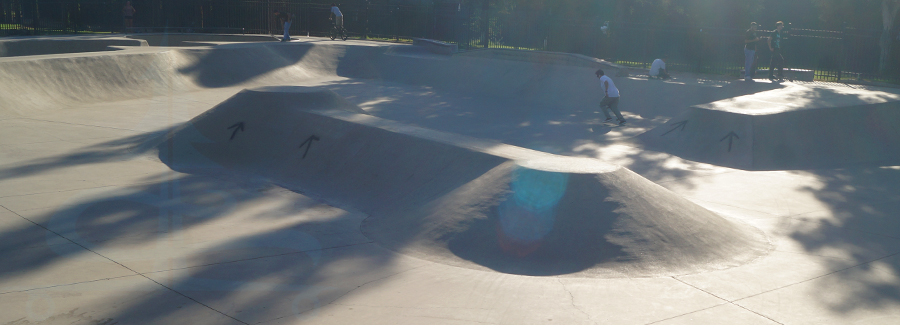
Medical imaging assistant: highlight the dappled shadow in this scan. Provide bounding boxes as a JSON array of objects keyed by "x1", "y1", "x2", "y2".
[
  {"x1": 316, "y1": 77, "x2": 758, "y2": 191},
  {"x1": 0, "y1": 131, "x2": 164, "y2": 181},
  {"x1": 790, "y1": 166, "x2": 900, "y2": 315},
  {"x1": 0, "y1": 121, "x2": 417, "y2": 323}
]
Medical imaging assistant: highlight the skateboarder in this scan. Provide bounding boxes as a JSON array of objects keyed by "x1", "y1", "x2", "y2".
[
  {"x1": 274, "y1": 9, "x2": 292, "y2": 42},
  {"x1": 649, "y1": 57, "x2": 670, "y2": 80},
  {"x1": 596, "y1": 69, "x2": 625, "y2": 125}
]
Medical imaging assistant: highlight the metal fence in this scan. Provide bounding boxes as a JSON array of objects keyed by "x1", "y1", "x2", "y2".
[{"x1": 2, "y1": 0, "x2": 897, "y2": 84}]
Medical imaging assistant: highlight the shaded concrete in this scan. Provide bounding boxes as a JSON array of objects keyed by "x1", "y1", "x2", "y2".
[{"x1": 0, "y1": 35, "x2": 148, "y2": 57}]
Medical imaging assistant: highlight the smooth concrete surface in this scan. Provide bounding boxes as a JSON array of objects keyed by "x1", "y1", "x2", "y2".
[
  {"x1": 0, "y1": 34, "x2": 899, "y2": 324},
  {"x1": 0, "y1": 35, "x2": 148, "y2": 57}
]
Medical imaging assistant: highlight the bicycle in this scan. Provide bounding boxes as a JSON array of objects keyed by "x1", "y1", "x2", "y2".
[{"x1": 329, "y1": 22, "x2": 348, "y2": 41}]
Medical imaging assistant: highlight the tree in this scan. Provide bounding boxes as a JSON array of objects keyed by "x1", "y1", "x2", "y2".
[{"x1": 880, "y1": 0, "x2": 900, "y2": 73}]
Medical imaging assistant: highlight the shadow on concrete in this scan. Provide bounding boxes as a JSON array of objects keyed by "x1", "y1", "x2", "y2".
[
  {"x1": 792, "y1": 166, "x2": 900, "y2": 315},
  {"x1": 317, "y1": 78, "x2": 736, "y2": 191},
  {"x1": 0, "y1": 135, "x2": 408, "y2": 324},
  {"x1": 446, "y1": 181, "x2": 628, "y2": 277},
  {"x1": 0, "y1": 131, "x2": 164, "y2": 181},
  {"x1": 176, "y1": 43, "x2": 313, "y2": 88}
]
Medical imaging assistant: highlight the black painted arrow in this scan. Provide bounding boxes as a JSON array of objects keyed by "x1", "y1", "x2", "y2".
[
  {"x1": 227, "y1": 122, "x2": 245, "y2": 141},
  {"x1": 719, "y1": 131, "x2": 740, "y2": 152},
  {"x1": 299, "y1": 135, "x2": 320, "y2": 159},
  {"x1": 660, "y1": 120, "x2": 688, "y2": 136}
]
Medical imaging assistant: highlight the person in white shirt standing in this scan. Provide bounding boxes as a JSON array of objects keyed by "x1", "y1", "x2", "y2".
[
  {"x1": 596, "y1": 69, "x2": 626, "y2": 125},
  {"x1": 649, "y1": 56, "x2": 670, "y2": 80},
  {"x1": 330, "y1": 3, "x2": 343, "y2": 29}
]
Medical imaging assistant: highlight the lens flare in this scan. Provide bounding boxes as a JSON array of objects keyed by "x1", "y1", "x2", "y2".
[{"x1": 496, "y1": 168, "x2": 568, "y2": 256}]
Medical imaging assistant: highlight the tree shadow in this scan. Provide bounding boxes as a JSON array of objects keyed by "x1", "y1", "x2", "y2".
[
  {"x1": 789, "y1": 165, "x2": 900, "y2": 315},
  {"x1": 0, "y1": 129, "x2": 415, "y2": 323},
  {"x1": 315, "y1": 77, "x2": 770, "y2": 191}
]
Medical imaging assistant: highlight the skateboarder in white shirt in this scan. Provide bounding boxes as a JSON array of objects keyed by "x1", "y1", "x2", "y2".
[
  {"x1": 649, "y1": 57, "x2": 670, "y2": 80},
  {"x1": 596, "y1": 69, "x2": 625, "y2": 125}
]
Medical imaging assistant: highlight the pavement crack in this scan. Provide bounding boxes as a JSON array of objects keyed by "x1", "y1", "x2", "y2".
[
  {"x1": 670, "y1": 276, "x2": 783, "y2": 325},
  {"x1": 557, "y1": 278, "x2": 592, "y2": 323},
  {"x1": 0, "y1": 204, "x2": 249, "y2": 325},
  {"x1": 327, "y1": 263, "x2": 429, "y2": 306}
]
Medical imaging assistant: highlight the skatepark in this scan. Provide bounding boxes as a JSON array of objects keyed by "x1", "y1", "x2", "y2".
[{"x1": 1, "y1": 33, "x2": 899, "y2": 324}]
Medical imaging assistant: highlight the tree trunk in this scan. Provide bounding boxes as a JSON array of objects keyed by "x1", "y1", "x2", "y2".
[{"x1": 879, "y1": 0, "x2": 900, "y2": 73}]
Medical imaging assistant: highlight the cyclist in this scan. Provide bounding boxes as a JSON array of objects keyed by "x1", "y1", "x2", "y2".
[{"x1": 329, "y1": 3, "x2": 343, "y2": 30}]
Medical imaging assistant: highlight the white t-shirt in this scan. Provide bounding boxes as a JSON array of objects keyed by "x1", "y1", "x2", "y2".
[
  {"x1": 599, "y1": 75, "x2": 619, "y2": 98},
  {"x1": 331, "y1": 6, "x2": 343, "y2": 17},
  {"x1": 650, "y1": 59, "x2": 666, "y2": 76}
]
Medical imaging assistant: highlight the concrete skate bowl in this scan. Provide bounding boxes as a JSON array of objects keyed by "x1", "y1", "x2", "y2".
[
  {"x1": 0, "y1": 41, "x2": 357, "y2": 118},
  {"x1": 159, "y1": 87, "x2": 771, "y2": 278},
  {"x1": 0, "y1": 39, "x2": 787, "y2": 122},
  {"x1": 126, "y1": 33, "x2": 279, "y2": 47},
  {"x1": 633, "y1": 83, "x2": 900, "y2": 170},
  {"x1": 0, "y1": 36, "x2": 148, "y2": 57}
]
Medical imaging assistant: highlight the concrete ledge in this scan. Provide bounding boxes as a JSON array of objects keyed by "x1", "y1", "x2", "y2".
[
  {"x1": 634, "y1": 84, "x2": 900, "y2": 170},
  {"x1": 412, "y1": 38, "x2": 457, "y2": 55}
]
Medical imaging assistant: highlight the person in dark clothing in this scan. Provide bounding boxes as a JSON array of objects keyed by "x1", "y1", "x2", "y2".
[
  {"x1": 744, "y1": 22, "x2": 760, "y2": 81},
  {"x1": 123, "y1": 1, "x2": 136, "y2": 30},
  {"x1": 768, "y1": 21, "x2": 785, "y2": 80},
  {"x1": 274, "y1": 9, "x2": 292, "y2": 42}
]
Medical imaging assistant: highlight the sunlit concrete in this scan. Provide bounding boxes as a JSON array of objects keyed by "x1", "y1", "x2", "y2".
[{"x1": 0, "y1": 34, "x2": 898, "y2": 324}]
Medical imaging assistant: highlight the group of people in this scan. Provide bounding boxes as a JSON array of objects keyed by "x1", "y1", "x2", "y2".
[
  {"x1": 596, "y1": 20, "x2": 788, "y2": 126},
  {"x1": 744, "y1": 21, "x2": 786, "y2": 81},
  {"x1": 274, "y1": 4, "x2": 343, "y2": 42},
  {"x1": 643, "y1": 20, "x2": 787, "y2": 82}
]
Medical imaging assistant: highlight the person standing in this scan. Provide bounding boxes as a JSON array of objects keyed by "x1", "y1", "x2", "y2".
[
  {"x1": 274, "y1": 9, "x2": 292, "y2": 42},
  {"x1": 330, "y1": 3, "x2": 343, "y2": 29},
  {"x1": 649, "y1": 57, "x2": 670, "y2": 80},
  {"x1": 768, "y1": 21, "x2": 785, "y2": 80},
  {"x1": 744, "y1": 22, "x2": 760, "y2": 81},
  {"x1": 596, "y1": 69, "x2": 626, "y2": 125},
  {"x1": 122, "y1": 1, "x2": 136, "y2": 31}
]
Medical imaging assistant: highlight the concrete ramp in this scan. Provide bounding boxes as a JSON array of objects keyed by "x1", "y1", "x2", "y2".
[
  {"x1": 160, "y1": 87, "x2": 770, "y2": 278},
  {"x1": 634, "y1": 83, "x2": 900, "y2": 170}
]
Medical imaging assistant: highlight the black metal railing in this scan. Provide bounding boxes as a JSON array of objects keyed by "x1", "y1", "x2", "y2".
[{"x1": 2, "y1": 0, "x2": 897, "y2": 84}]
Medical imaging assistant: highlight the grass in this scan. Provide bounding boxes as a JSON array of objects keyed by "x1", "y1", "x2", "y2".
[{"x1": 362, "y1": 36, "x2": 415, "y2": 43}]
